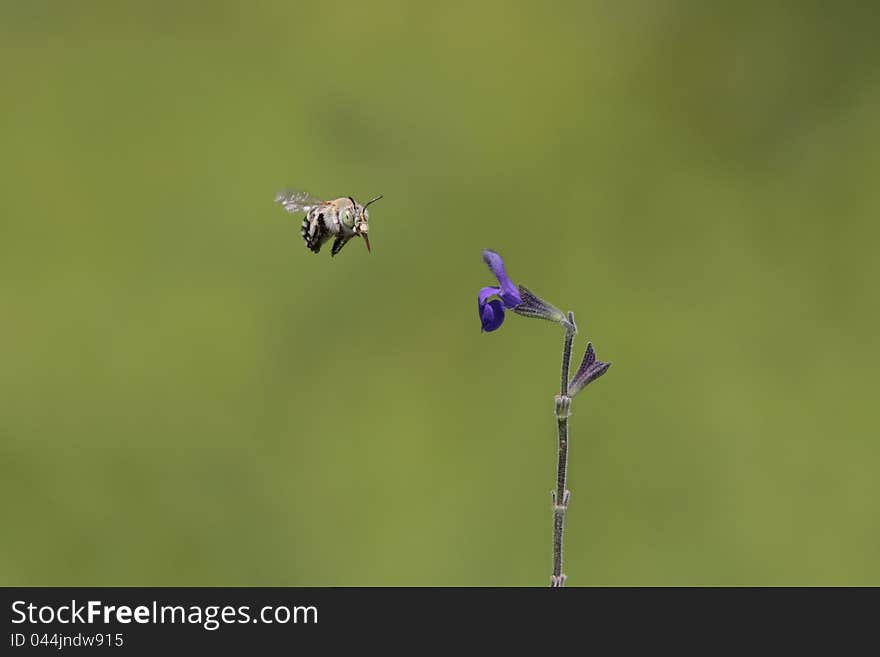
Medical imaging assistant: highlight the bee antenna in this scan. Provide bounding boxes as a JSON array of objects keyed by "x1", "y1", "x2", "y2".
[{"x1": 363, "y1": 194, "x2": 383, "y2": 209}]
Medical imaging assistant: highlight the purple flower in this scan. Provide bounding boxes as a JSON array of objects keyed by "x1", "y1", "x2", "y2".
[
  {"x1": 478, "y1": 249, "x2": 523, "y2": 332},
  {"x1": 477, "y1": 249, "x2": 576, "y2": 333}
]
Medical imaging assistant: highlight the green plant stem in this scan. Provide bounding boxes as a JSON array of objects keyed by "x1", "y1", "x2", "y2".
[{"x1": 551, "y1": 311, "x2": 576, "y2": 587}]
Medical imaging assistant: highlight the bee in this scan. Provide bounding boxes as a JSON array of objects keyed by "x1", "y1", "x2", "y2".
[{"x1": 274, "y1": 190, "x2": 383, "y2": 257}]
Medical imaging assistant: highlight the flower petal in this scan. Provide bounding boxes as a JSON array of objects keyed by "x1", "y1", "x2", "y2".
[
  {"x1": 498, "y1": 284, "x2": 522, "y2": 309},
  {"x1": 482, "y1": 249, "x2": 522, "y2": 308},
  {"x1": 478, "y1": 287, "x2": 506, "y2": 331},
  {"x1": 481, "y1": 249, "x2": 508, "y2": 281},
  {"x1": 479, "y1": 286, "x2": 501, "y2": 306},
  {"x1": 479, "y1": 298, "x2": 506, "y2": 332}
]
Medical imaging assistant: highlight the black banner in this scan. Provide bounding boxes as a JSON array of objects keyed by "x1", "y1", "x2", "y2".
[{"x1": 1, "y1": 587, "x2": 873, "y2": 652}]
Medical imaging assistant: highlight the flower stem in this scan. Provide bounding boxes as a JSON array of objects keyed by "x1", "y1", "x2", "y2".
[
  {"x1": 559, "y1": 313, "x2": 575, "y2": 397},
  {"x1": 551, "y1": 311, "x2": 576, "y2": 587}
]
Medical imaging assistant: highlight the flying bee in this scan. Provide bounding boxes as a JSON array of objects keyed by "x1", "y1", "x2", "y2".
[{"x1": 274, "y1": 190, "x2": 383, "y2": 257}]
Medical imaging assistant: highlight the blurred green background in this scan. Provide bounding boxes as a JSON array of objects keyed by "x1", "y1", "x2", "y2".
[{"x1": 2, "y1": 1, "x2": 878, "y2": 586}]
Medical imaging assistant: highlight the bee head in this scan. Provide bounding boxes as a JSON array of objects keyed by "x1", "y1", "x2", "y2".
[{"x1": 355, "y1": 220, "x2": 370, "y2": 253}]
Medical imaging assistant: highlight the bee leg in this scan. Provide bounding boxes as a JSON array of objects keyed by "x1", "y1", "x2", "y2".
[{"x1": 330, "y1": 235, "x2": 351, "y2": 257}]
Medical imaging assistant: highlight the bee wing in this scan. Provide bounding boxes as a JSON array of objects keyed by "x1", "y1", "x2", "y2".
[{"x1": 274, "y1": 190, "x2": 325, "y2": 214}]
